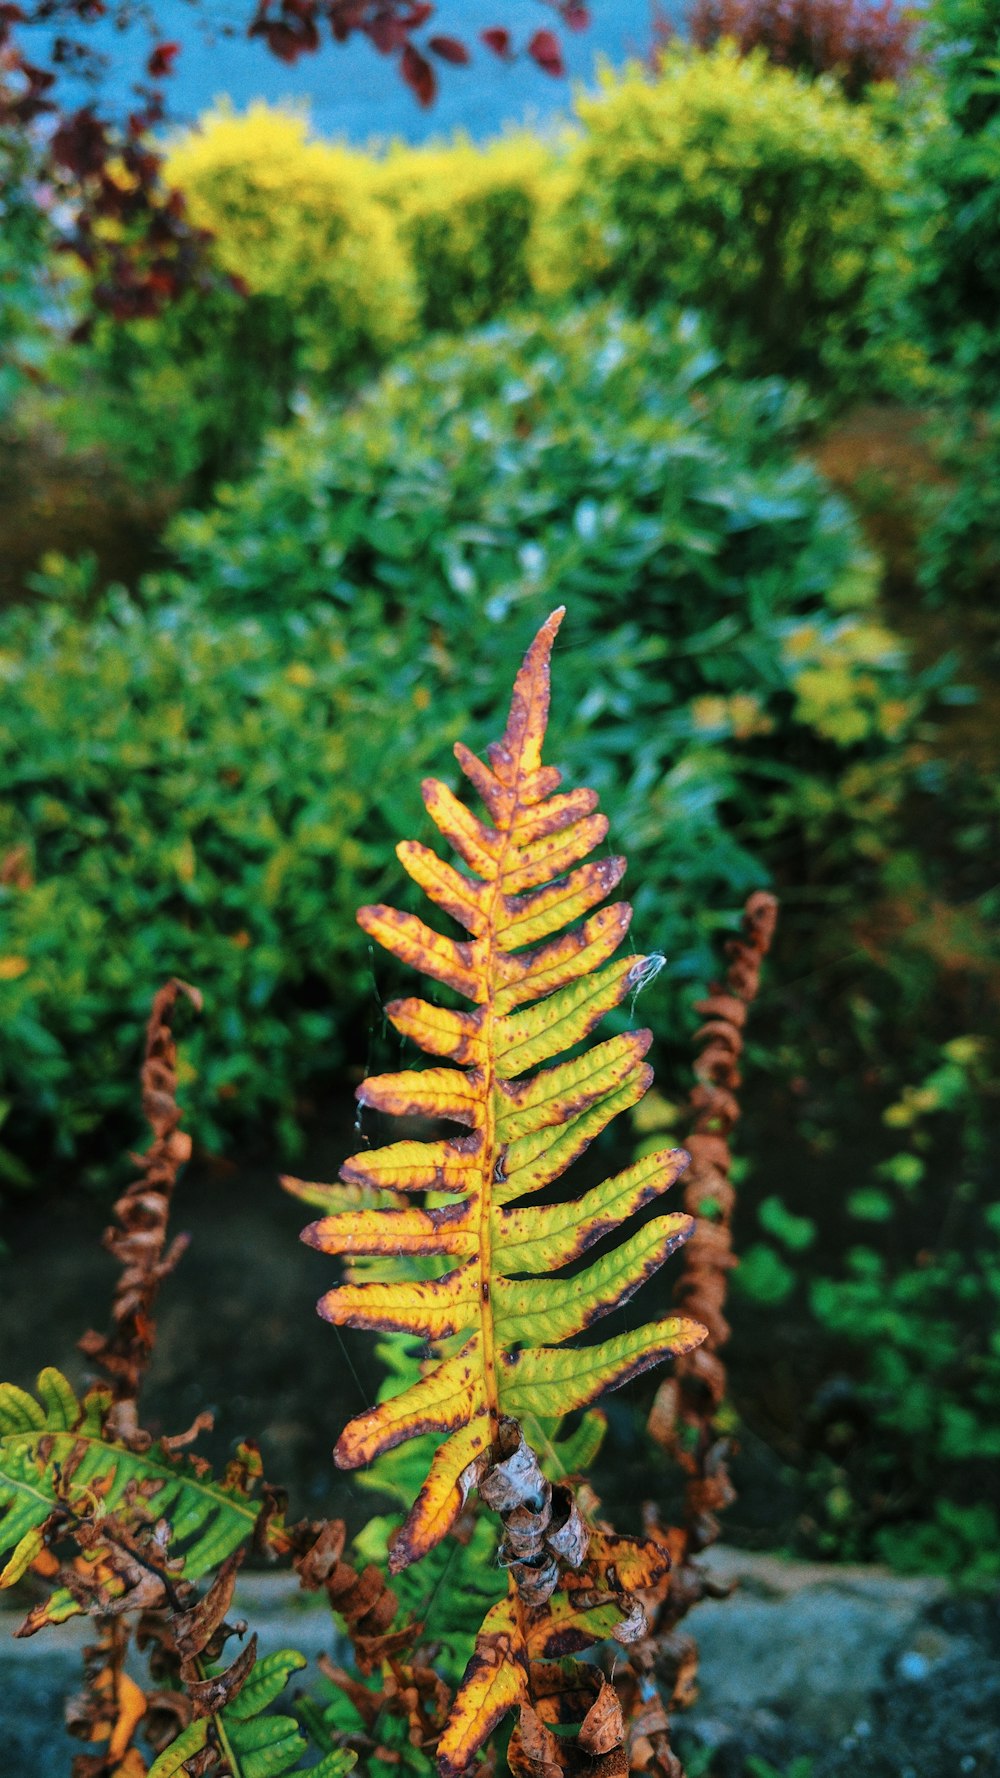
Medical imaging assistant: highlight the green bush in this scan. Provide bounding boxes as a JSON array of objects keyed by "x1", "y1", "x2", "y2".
[
  {"x1": 918, "y1": 404, "x2": 1000, "y2": 604},
  {"x1": 0, "y1": 305, "x2": 923, "y2": 1181},
  {"x1": 41, "y1": 115, "x2": 571, "y2": 492},
  {"x1": 47, "y1": 286, "x2": 307, "y2": 492},
  {"x1": 0, "y1": 132, "x2": 52, "y2": 423},
  {"x1": 561, "y1": 44, "x2": 913, "y2": 394},
  {"x1": 0, "y1": 588, "x2": 461, "y2": 1180},
  {"x1": 891, "y1": 4, "x2": 1000, "y2": 608},
  {"x1": 45, "y1": 106, "x2": 418, "y2": 491},
  {"x1": 368, "y1": 134, "x2": 568, "y2": 334},
  {"x1": 906, "y1": 0, "x2": 1000, "y2": 394},
  {"x1": 28, "y1": 58, "x2": 925, "y2": 494},
  {"x1": 808, "y1": 1037, "x2": 1000, "y2": 1586},
  {"x1": 163, "y1": 105, "x2": 417, "y2": 381}
]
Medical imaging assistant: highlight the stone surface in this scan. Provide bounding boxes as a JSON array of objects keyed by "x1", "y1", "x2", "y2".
[
  {"x1": 0, "y1": 1623, "x2": 88, "y2": 1776},
  {"x1": 687, "y1": 1547, "x2": 950, "y2": 1735},
  {"x1": 0, "y1": 1579, "x2": 334, "y2": 1778},
  {"x1": 674, "y1": 1550, "x2": 1000, "y2": 1778}
]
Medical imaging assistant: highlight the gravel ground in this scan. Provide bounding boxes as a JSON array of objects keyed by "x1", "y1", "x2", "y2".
[
  {"x1": 677, "y1": 1549, "x2": 1000, "y2": 1778},
  {"x1": 2, "y1": 1551, "x2": 998, "y2": 1777}
]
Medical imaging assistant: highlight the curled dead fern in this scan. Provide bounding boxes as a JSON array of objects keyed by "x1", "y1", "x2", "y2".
[
  {"x1": 78, "y1": 977, "x2": 202, "y2": 1449},
  {"x1": 622, "y1": 890, "x2": 779, "y2": 1776}
]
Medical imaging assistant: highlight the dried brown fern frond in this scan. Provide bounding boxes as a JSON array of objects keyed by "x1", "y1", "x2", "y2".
[
  {"x1": 651, "y1": 890, "x2": 779, "y2": 1530},
  {"x1": 1, "y1": 980, "x2": 356, "y2": 1778},
  {"x1": 620, "y1": 891, "x2": 778, "y2": 1773},
  {"x1": 78, "y1": 977, "x2": 202, "y2": 1448},
  {"x1": 52, "y1": 978, "x2": 201, "y2": 1776},
  {"x1": 66, "y1": 1616, "x2": 148, "y2": 1778}
]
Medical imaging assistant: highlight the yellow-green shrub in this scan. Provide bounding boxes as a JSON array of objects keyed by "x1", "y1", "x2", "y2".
[
  {"x1": 367, "y1": 132, "x2": 570, "y2": 331},
  {"x1": 46, "y1": 106, "x2": 420, "y2": 490},
  {"x1": 562, "y1": 44, "x2": 910, "y2": 391},
  {"x1": 165, "y1": 104, "x2": 417, "y2": 379}
]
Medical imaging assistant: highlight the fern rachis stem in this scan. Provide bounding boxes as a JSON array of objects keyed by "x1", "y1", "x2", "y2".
[{"x1": 477, "y1": 855, "x2": 512, "y2": 1454}]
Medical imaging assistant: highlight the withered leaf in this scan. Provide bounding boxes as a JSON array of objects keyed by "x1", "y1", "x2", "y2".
[{"x1": 186, "y1": 1631, "x2": 257, "y2": 1718}]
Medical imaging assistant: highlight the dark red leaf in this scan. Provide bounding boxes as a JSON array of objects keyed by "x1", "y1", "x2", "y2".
[
  {"x1": 147, "y1": 41, "x2": 180, "y2": 79},
  {"x1": 686, "y1": 0, "x2": 914, "y2": 96},
  {"x1": 428, "y1": 33, "x2": 470, "y2": 65},
  {"x1": 527, "y1": 27, "x2": 564, "y2": 76},
  {"x1": 481, "y1": 26, "x2": 512, "y2": 58},
  {"x1": 562, "y1": 4, "x2": 591, "y2": 29},
  {"x1": 369, "y1": 0, "x2": 431, "y2": 45},
  {"x1": 51, "y1": 106, "x2": 109, "y2": 178},
  {"x1": 248, "y1": 15, "x2": 320, "y2": 62},
  {"x1": 401, "y1": 39, "x2": 436, "y2": 105},
  {"x1": 368, "y1": 18, "x2": 411, "y2": 52},
  {"x1": 18, "y1": 57, "x2": 55, "y2": 93}
]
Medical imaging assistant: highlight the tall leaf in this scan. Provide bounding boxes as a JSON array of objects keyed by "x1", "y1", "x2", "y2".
[{"x1": 301, "y1": 608, "x2": 705, "y2": 1573}]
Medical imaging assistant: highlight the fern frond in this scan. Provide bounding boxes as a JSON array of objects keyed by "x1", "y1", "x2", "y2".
[
  {"x1": 303, "y1": 608, "x2": 705, "y2": 1571},
  {"x1": 147, "y1": 1646, "x2": 358, "y2": 1778},
  {"x1": 622, "y1": 890, "x2": 778, "y2": 1775},
  {"x1": 137, "y1": 1555, "x2": 358, "y2": 1778},
  {"x1": 0, "y1": 1370, "x2": 269, "y2": 1626},
  {"x1": 65, "y1": 1613, "x2": 148, "y2": 1776},
  {"x1": 78, "y1": 977, "x2": 202, "y2": 1433}
]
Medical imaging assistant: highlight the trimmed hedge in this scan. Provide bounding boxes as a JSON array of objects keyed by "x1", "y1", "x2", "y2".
[
  {"x1": 368, "y1": 133, "x2": 569, "y2": 332},
  {"x1": 34, "y1": 49, "x2": 922, "y2": 491},
  {"x1": 46, "y1": 107, "x2": 419, "y2": 489},
  {"x1": 561, "y1": 44, "x2": 912, "y2": 392}
]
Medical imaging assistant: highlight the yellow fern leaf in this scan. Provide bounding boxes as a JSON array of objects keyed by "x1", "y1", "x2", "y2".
[{"x1": 303, "y1": 608, "x2": 705, "y2": 1572}]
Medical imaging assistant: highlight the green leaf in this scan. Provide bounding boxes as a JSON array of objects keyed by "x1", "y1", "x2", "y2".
[
  {"x1": 758, "y1": 1195, "x2": 816, "y2": 1252},
  {"x1": 226, "y1": 1650, "x2": 309, "y2": 1721},
  {"x1": 734, "y1": 1243, "x2": 796, "y2": 1306},
  {"x1": 847, "y1": 1188, "x2": 894, "y2": 1222},
  {"x1": 148, "y1": 1720, "x2": 210, "y2": 1778}
]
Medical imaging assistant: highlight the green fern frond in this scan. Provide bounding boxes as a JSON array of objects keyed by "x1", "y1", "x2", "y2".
[
  {"x1": 0, "y1": 1369, "x2": 269, "y2": 1619},
  {"x1": 148, "y1": 1648, "x2": 358, "y2": 1778}
]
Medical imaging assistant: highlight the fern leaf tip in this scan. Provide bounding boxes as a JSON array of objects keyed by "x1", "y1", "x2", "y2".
[{"x1": 489, "y1": 608, "x2": 568, "y2": 784}]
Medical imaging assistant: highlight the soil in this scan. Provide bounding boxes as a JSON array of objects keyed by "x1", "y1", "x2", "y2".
[{"x1": 0, "y1": 426, "x2": 180, "y2": 609}]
